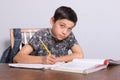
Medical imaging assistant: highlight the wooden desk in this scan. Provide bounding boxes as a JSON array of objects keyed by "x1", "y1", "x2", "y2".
[{"x1": 0, "y1": 64, "x2": 120, "y2": 80}]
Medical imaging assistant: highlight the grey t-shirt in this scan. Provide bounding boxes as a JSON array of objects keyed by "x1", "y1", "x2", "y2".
[{"x1": 28, "y1": 28, "x2": 79, "y2": 57}]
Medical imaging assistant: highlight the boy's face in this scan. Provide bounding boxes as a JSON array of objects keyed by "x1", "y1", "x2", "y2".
[{"x1": 51, "y1": 18, "x2": 75, "y2": 40}]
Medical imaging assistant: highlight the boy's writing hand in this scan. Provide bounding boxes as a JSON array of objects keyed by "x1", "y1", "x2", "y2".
[{"x1": 42, "y1": 55, "x2": 56, "y2": 64}]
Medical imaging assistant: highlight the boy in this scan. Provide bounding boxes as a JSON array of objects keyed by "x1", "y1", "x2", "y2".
[{"x1": 13, "y1": 6, "x2": 84, "y2": 64}]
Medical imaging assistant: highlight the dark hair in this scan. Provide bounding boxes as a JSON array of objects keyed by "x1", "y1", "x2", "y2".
[{"x1": 53, "y1": 6, "x2": 78, "y2": 24}]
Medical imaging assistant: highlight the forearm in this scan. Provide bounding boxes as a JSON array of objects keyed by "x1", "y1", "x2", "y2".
[
  {"x1": 56, "y1": 53, "x2": 84, "y2": 62},
  {"x1": 13, "y1": 54, "x2": 44, "y2": 64},
  {"x1": 13, "y1": 53, "x2": 56, "y2": 64}
]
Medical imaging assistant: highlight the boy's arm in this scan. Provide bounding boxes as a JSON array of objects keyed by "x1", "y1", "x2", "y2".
[
  {"x1": 56, "y1": 44, "x2": 84, "y2": 62},
  {"x1": 13, "y1": 44, "x2": 56, "y2": 64}
]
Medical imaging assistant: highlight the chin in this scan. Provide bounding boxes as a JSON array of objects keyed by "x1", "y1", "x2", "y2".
[
  {"x1": 57, "y1": 37, "x2": 66, "y2": 41},
  {"x1": 57, "y1": 38, "x2": 63, "y2": 41}
]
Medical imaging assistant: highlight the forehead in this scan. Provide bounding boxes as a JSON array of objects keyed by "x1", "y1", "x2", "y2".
[{"x1": 56, "y1": 19, "x2": 75, "y2": 28}]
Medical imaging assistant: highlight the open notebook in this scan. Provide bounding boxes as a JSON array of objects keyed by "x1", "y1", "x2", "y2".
[{"x1": 8, "y1": 58, "x2": 120, "y2": 74}]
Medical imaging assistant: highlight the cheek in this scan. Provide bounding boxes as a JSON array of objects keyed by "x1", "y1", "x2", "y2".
[
  {"x1": 66, "y1": 32, "x2": 71, "y2": 36},
  {"x1": 54, "y1": 26, "x2": 61, "y2": 33},
  {"x1": 53, "y1": 28, "x2": 59, "y2": 36}
]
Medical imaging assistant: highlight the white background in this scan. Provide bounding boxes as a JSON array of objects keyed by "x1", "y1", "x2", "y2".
[{"x1": 0, "y1": 0, "x2": 120, "y2": 59}]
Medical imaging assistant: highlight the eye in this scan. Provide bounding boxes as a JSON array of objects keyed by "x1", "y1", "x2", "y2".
[
  {"x1": 60, "y1": 24, "x2": 65, "y2": 28},
  {"x1": 68, "y1": 28, "x2": 72, "y2": 31},
  {"x1": 60, "y1": 24, "x2": 64, "y2": 26}
]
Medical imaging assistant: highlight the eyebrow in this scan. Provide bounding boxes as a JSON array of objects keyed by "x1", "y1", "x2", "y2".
[{"x1": 60, "y1": 22, "x2": 74, "y2": 28}]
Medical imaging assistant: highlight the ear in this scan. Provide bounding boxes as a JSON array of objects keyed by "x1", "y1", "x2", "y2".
[{"x1": 50, "y1": 17, "x2": 54, "y2": 27}]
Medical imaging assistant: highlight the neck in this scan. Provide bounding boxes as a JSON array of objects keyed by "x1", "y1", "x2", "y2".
[
  {"x1": 49, "y1": 28, "x2": 56, "y2": 38},
  {"x1": 49, "y1": 28, "x2": 62, "y2": 41}
]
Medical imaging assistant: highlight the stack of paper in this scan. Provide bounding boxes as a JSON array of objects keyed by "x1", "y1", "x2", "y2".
[{"x1": 8, "y1": 58, "x2": 119, "y2": 74}]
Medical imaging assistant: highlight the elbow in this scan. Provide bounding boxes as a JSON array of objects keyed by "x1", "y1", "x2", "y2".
[
  {"x1": 13, "y1": 53, "x2": 22, "y2": 63},
  {"x1": 81, "y1": 54, "x2": 84, "y2": 58},
  {"x1": 80, "y1": 51, "x2": 84, "y2": 58},
  {"x1": 13, "y1": 55, "x2": 18, "y2": 63},
  {"x1": 77, "y1": 52, "x2": 84, "y2": 59}
]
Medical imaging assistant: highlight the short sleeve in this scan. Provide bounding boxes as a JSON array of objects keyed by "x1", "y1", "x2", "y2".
[
  {"x1": 67, "y1": 32, "x2": 79, "y2": 49},
  {"x1": 28, "y1": 31, "x2": 41, "y2": 50}
]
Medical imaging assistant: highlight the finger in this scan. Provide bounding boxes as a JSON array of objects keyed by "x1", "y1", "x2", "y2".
[
  {"x1": 50, "y1": 55, "x2": 56, "y2": 59},
  {"x1": 47, "y1": 59, "x2": 55, "y2": 64},
  {"x1": 47, "y1": 55, "x2": 56, "y2": 64}
]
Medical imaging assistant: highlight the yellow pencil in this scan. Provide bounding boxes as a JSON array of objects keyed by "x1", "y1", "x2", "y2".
[{"x1": 40, "y1": 40, "x2": 51, "y2": 55}]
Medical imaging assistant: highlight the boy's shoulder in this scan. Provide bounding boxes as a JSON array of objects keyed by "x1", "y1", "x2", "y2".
[
  {"x1": 37, "y1": 28, "x2": 49, "y2": 33},
  {"x1": 68, "y1": 32, "x2": 75, "y2": 38},
  {"x1": 35, "y1": 28, "x2": 50, "y2": 35}
]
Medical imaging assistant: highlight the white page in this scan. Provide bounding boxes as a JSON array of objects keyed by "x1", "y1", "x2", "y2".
[
  {"x1": 8, "y1": 62, "x2": 64, "y2": 69},
  {"x1": 53, "y1": 61, "x2": 99, "y2": 70},
  {"x1": 72, "y1": 58, "x2": 106, "y2": 64},
  {"x1": 8, "y1": 63, "x2": 44, "y2": 69},
  {"x1": 52, "y1": 58, "x2": 107, "y2": 72}
]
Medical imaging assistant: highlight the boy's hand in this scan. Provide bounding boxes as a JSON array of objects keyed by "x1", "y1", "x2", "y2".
[{"x1": 42, "y1": 55, "x2": 56, "y2": 64}]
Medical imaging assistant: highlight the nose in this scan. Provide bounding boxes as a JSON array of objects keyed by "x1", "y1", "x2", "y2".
[{"x1": 62, "y1": 29, "x2": 67, "y2": 35}]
